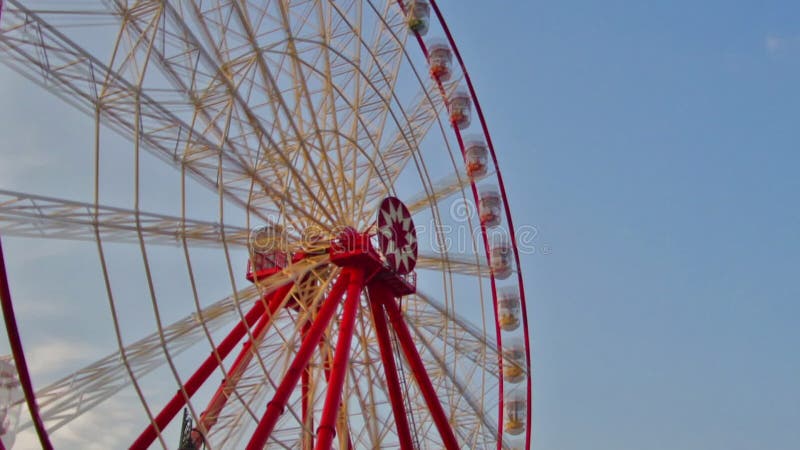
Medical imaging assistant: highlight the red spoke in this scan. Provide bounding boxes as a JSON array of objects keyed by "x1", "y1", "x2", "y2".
[
  {"x1": 382, "y1": 294, "x2": 460, "y2": 450},
  {"x1": 199, "y1": 283, "x2": 295, "y2": 434},
  {"x1": 247, "y1": 270, "x2": 351, "y2": 449},
  {"x1": 302, "y1": 321, "x2": 313, "y2": 450},
  {"x1": 132, "y1": 283, "x2": 292, "y2": 449},
  {"x1": 367, "y1": 283, "x2": 414, "y2": 450},
  {"x1": 314, "y1": 268, "x2": 363, "y2": 450},
  {"x1": 314, "y1": 327, "x2": 356, "y2": 450}
]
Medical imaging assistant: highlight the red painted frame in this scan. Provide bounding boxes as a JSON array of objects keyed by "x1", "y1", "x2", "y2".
[
  {"x1": 246, "y1": 271, "x2": 351, "y2": 449},
  {"x1": 382, "y1": 293, "x2": 460, "y2": 450},
  {"x1": 367, "y1": 283, "x2": 414, "y2": 450},
  {"x1": 398, "y1": 1, "x2": 535, "y2": 447},
  {"x1": 199, "y1": 283, "x2": 296, "y2": 433},
  {"x1": 0, "y1": 235, "x2": 53, "y2": 449},
  {"x1": 313, "y1": 268, "x2": 363, "y2": 450},
  {"x1": 131, "y1": 282, "x2": 293, "y2": 449}
]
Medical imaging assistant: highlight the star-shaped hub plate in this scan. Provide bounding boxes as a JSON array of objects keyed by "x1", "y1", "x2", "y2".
[{"x1": 377, "y1": 197, "x2": 418, "y2": 275}]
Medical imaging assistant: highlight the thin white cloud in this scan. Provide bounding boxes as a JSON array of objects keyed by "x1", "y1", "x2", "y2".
[
  {"x1": 0, "y1": 65, "x2": 90, "y2": 197},
  {"x1": 12, "y1": 295, "x2": 67, "y2": 319},
  {"x1": 25, "y1": 339, "x2": 98, "y2": 377},
  {"x1": 765, "y1": 34, "x2": 800, "y2": 56},
  {"x1": 13, "y1": 391, "x2": 141, "y2": 450},
  {"x1": 765, "y1": 35, "x2": 782, "y2": 53},
  {"x1": 8, "y1": 339, "x2": 164, "y2": 449}
]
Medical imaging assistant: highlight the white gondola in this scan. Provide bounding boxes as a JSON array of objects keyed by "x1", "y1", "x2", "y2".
[
  {"x1": 428, "y1": 41, "x2": 453, "y2": 81},
  {"x1": 502, "y1": 342, "x2": 526, "y2": 384},
  {"x1": 504, "y1": 394, "x2": 526, "y2": 436},
  {"x1": 406, "y1": 0, "x2": 430, "y2": 35},
  {"x1": 479, "y1": 188, "x2": 502, "y2": 228},
  {"x1": 490, "y1": 240, "x2": 513, "y2": 279},
  {"x1": 498, "y1": 287, "x2": 521, "y2": 331},
  {"x1": 449, "y1": 88, "x2": 471, "y2": 129},
  {"x1": 465, "y1": 139, "x2": 489, "y2": 180}
]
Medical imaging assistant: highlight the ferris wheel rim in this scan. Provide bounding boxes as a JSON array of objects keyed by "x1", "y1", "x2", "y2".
[
  {"x1": 0, "y1": 1, "x2": 530, "y2": 448},
  {"x1": 408, "y1": 0, "x2": 534, "y2": 448}
]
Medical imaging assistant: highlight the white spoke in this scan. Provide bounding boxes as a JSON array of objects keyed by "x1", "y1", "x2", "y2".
[
  {"x1": 416, "y1": 251, "x2": 490, "y2": 277},
  {"x1": 403, "y1": 170, "x2": 494, "y2": 215},
  {"x1": 19, "y1": 286, "x2": 260, "y2": 434},
  {"x1": 0, "y1": 189, "x2": 248, "y2": 247}
]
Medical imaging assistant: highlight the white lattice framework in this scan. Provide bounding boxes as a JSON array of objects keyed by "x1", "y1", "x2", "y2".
[{"x1": 0, "y1": 1, "x2": 531, "y2": 449}]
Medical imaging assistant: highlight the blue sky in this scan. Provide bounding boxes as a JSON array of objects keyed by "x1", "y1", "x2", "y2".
[
  {"x1": 0, "y1": 1, "x2": 798, "y2": 449},
  {"x1": 443, "y1": 1, "x2": 799, "y2": 449}
]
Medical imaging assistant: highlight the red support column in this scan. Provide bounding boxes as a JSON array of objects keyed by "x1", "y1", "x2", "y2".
[
  {"x1": 367, "y1": 283, "x2": 414, "y2": 450},
  {"x1": 246, "y1": 271, "x2": 351, "y2": 450},
  {"x1": 0, "y1": 235, "x2": 54, "y2": 450},
  {"x1": 199, "y1": 283, "x2": 295, "y2": 433},
  {"x1": 313, "y1": 268, "x2": 363, "y2": 450},
  {"x1": 131, "y1": 284, "x2": 291, "y2": 449},
  {"x1": 316, "y1": 335, "x2": 356, "y2": 450},
  {"x1": 383, "y1": 295, "x2": 460, "y2": 450},
  {"x1": 301, "y1": 321, "x2": 313, "y2": 450}
]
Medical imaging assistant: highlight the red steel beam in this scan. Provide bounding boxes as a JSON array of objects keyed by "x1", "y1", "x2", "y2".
[
  {"x1": 383, "y1": 295, "x2": 460, "y2": 450},
  {"x1": 313, "y1": 268, "x2": 363, "y2": 450},
  {"x1": 301, "y1": 320, "x2": 313, "y2": 450},
  {"x1": 316, "y1": 331, "x2": 356, "y2": 450},
  {"x1": 305, "y1": 323, "x2": 357, "y2": 450},
  {"x1": 367, "y1": 283, "x2": 414, "y2": 450},
  {"x1": 246, "y1": 270, "x2": 351, "y2": 450},
  {"x1": 199, "y1": 283, "x2": 295, "y2": 433},
  {"x1": 0, "y1": 235, "x2": 53, "y2": 449},
  {"x1": 132, "y1": 283, "x2": 291, "y2": 449}
]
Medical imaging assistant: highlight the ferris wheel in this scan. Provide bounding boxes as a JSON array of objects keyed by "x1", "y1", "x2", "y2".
[{"x1": 0, "y1": 1, "x2": 532, "y2": 449}]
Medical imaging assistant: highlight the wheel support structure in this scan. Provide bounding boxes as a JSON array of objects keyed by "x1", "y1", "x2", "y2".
[
  {"x1": 314, "y1": 268, "x2": 363, "y2": 450},
  {"x1": 367, "y1": 283, "x2": 415, "y2": 450},
  {"x1": 131, "y1": 282, "x2": 293, "y2": 449},
  {"x1": 130, "y1": 228, "x2": 460, "y2": 449},
  {"x1": 243, "y1": 227, "x2": 461, "y2": 449},
  {"x1": 198, "y1": 283, "x2": 296, "y2": 433},
  {"x1": 383, "y1": 292, "x2": 461, "y2": 450},
  {"x1": 246, "y1": 271, "x2": 352, "y2": 449}
]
